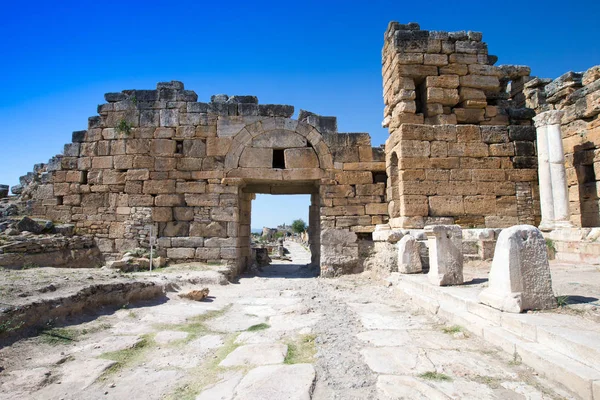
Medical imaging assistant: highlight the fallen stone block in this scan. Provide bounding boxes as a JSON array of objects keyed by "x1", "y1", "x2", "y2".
[
  {"x1": 178, "y1": 288, "x2": 210, "y2": 301},
  {"x1": 15, "y1": 217, "x2": 50, "y2": 235},
  {"x1": 479, "y1": 225, "x2": 557, "y2": 313},
  {"x1": 425, "y1": 224, "x2": 463, "y2": 286}
]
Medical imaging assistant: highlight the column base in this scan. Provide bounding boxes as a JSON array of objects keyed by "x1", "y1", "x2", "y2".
[
  {"x1": 553, "y1": 220, "x2": 574, "y2": 229},
  {"x1": 538, "y1": 221, "x2": 555, "y2": 232}
]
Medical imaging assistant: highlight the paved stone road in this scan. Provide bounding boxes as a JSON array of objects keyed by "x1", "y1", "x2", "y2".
[{"x1": 0, "y1": 240, "x2": 573, "y2": 399}]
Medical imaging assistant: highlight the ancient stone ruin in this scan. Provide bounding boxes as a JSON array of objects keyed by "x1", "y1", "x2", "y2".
[
  {"x1": 3, "y1": 21, "x2": 599, "y2": 277},
  {"x1": 1, "y1": 20, "x2": 600, "y2": 400}
]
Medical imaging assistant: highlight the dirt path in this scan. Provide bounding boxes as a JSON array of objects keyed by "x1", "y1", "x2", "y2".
[{"x1": 0, "y1": 241, "x2": 573, "y2": 399}]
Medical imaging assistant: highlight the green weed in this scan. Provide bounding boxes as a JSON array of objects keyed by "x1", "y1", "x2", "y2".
[
  {"x1": 246, "y1": 323, "x2": 269, "y2": 332},
  {"x1": 442, "y1": 325, "x2": 463, "y2": 334},
  {"x1": 99, "y1": 334, "x2": 153, "y2": 379},
  {"x1": 284, "y1": 334, "x2": 317, "y2": 364},
  {"x1": 419, "y1": 371, "x2": 452, "y2": 381}
]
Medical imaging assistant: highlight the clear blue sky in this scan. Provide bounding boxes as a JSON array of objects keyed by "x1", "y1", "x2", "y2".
[{"x1": 1, "y1": 0, "x2": 598, "y2": 227}]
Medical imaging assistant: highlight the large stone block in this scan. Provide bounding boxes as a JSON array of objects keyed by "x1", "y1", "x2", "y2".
[
  {"x1": 252, "y1": 130, "x2": 306, "y2": 148},
  {"x1": 425, "y1": 225, "x2": 463, "y2": 286},
  {"x1": 429, "y1": 196, "x2": 464, "y2": 216},
  {"x1": 190, "y1": 221, "x2": 227, "y2": 238},
  {"x1": 239, "y1": 147, "x2": 272, "y2": 168},
  {"x1": 397, "y1": 234, "x2": 422, "y2": 274},
  {"x1": 479, "y1": 225, "x2": 557, "y2": 312},
  {"x1": 284, "y1": 148, "x2": 319, "y2": 169}
]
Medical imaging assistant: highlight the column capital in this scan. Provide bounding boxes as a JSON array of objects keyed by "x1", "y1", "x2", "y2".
[{"x1": 533, "y1": 110, "x2": 564, "y2": 128}]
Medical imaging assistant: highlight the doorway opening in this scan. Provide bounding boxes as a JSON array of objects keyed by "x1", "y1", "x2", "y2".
[{"x1": 241, "y1": 182, "x2": 320, "y2": 278}]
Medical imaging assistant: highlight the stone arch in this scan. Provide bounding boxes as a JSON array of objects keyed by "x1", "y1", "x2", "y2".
[{"x1": 224, "y1": 118, "x2": 333, "y2": 176}]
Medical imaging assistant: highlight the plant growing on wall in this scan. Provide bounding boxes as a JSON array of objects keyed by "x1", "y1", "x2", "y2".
[{"x1": 116, "y1": 119, "x2": 132, "y2": 136}]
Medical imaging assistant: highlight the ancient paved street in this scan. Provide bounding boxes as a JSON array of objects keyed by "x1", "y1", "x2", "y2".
[{"x1": 0, "y1": 241, "x2": 571, "y2": 399}]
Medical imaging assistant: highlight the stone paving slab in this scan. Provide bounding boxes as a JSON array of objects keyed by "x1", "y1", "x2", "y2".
[
  {"x1": 232, "y1": 364, "x2": 316, "y2": 400},
  {"x1": 219, "y1": 343, "x2": 288, "y2": 367}
]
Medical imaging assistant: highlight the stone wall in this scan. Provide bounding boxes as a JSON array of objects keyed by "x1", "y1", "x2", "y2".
[
  {"x1": 382, "y1": 22, "x2": 533, "y2": 128},
  {"x1": 18, "y1": 82, "x2": 388, "y2": 276},
  {"x1": 385, "y1": 124, "x2": 539, "y2": 228},
  {"x1": 524, "y1": 66, "x2": 600, "y2": 227},
  {"x1": 382, "y1": 22, "x2": 540, "y2": 229}
]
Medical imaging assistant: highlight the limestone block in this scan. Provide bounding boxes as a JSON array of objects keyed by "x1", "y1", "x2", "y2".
[
  {"x1": 284, "y1": 148, "x2": 319, "y2": 169},
  {"x1": 195, "y1": 247, "x2": 220, "y2": 259},
  {"x1": 173, "y1": 207, "x2": 194, "y2": 221},
  {"x1": 395, "y1": 64, "x2": 438, "y2": 78},
  {"x1": 335, "y1": 171, "x2": 373, "y2": 185},
  {"x1": 320, "y1": 228, "x2": 359, "y2": 276},
  {"x1": 454, "y1": 108, "x2": 485, "y2": 124},
  {"x1": 177, "y1": 157, "x2": 204, "y2": 171},
  {"x1": 151, "y1": 139, "x2": 176, "y2": 155},
  {"x1": 425, "y1": 87, "x2": 459, "y2": 106},
  {"x1": 176, "y1": 181, "x2": 206, "y2": 194},
  {"x1": 206, "y1": 137, "x2": 232, "y2": 156},
  {"x1": 395, "y1": 53, "x2": 423, "y2": 64},
  {"x1": 126, "y1": 169, "x2": 150, "y2": 181},
  {"x1": 423, "y1": 54, "x2": 448, "y2": 66},
  {"x1": 424, "y1": 224, "x2": 464, "y2": 286},
  {"x1": 365, "y1": 203, "x2": 388, "y2": 215},
  {"x1": 167, "y1": 248, "x2": 195, "y2": 259},
  {"x1": 126, "y1": 139, "x2": 151, "y2": 154},
  {"x1": 152, "y1": 207, "x2": 172, "y2": 222},
  {"x1": 440, "y1": 63, "x2": 468, "y2": 76},
  {"x1": 102, "y1": 170, "x2": 126, "y2": 185},
  {"x1": 190, "y1": 221, "x2": 227, "y2": 238},
  {"x1": 239, "y1": 147, "x2": 272, "y2": 168},
  {"x1": 92, "y1": 156, "x2": 113, "y2": 169},
  {"x1": 143, "y1": 180, "x2": 176, "y2": 194},
  {"x1": 397, "y1": 234, "x2": 422, "y2": 274},
  {"x1": 185, "y1": 193, "x2": 220, "y2": 207},
  {"x1": 425, "y1": 75, "x2": 459, "y2": 89},
  {"x1": 356, "y1": 183, "x2": 385, "y2": 196},
  {"x1": 155, "y1": 194, "x2": 185, "y2": 207},
  {"x1": 459, "y1": 75, "x2": 500, "y2": 91},
  {"x1": 429, "y1": 196, "x2": 464, "y2": 216},
  {"x1": 160, "y1": 109, "x2": 179, "y2": 127},
  {"x1": 183, "y1": 139, "x2": 206, "y2": 157},
  {"x1": 251, "y1": 130, "x2": 306, "y2": 148},
  {"x1": 449, "y1": 53, "x2": 478, "y2": 64},
  {"x1": 479, "y1": 225, "x2": 557, "y2": 312},
  {"x1": 161, "y1": 221, "x2": 189, "y2": 237}
]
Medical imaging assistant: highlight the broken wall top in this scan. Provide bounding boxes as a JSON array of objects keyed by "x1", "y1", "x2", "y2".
[{"x1": 383, "y1": 22, "x2": 534, "y2": 128}]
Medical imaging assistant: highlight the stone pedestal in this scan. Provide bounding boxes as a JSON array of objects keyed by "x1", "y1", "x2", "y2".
[
  {"x1": 533, "y1": 111, "x2": 572, "y2": 230},
  {"x1": 424, "y1": 225, "x2": 463, "y2": 286},
  {"x1": 397, "y1": 234, "x2": 422, "y2": 274},
  {"x1": 479, "y1": 225, "x2": 557, "y2": 312}
]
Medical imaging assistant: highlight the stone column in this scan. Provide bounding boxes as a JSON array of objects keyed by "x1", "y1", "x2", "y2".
[
  {"x1": 546, "y1": 111, "x2": 572, "y2": 228},
  {"x1": 533, "y1": 118, "x2": 554, "y2": 231},
  {"x1": 533, "y1": 111, "x2": 571, "y2": 230}
]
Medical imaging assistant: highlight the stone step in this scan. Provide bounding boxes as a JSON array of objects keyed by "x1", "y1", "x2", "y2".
[{"x1": 388, "y1": 273, "x2": 600, "y2": 400}]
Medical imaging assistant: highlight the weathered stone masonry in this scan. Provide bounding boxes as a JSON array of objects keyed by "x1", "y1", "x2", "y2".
[
  {"x1": 14, "y1": 21, "x2": 600, "y2": 273},
  {"x1": 382, "y1": 22, "x2": 540, "y2": 229},
  {"x1": 20, "y1": 82, "x2": 388, "y2": 276}
]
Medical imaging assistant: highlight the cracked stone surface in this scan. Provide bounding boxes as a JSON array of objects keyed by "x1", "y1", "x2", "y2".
[{"x1": 0, "y1": 241, "x2": 573, "y2": 399}]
